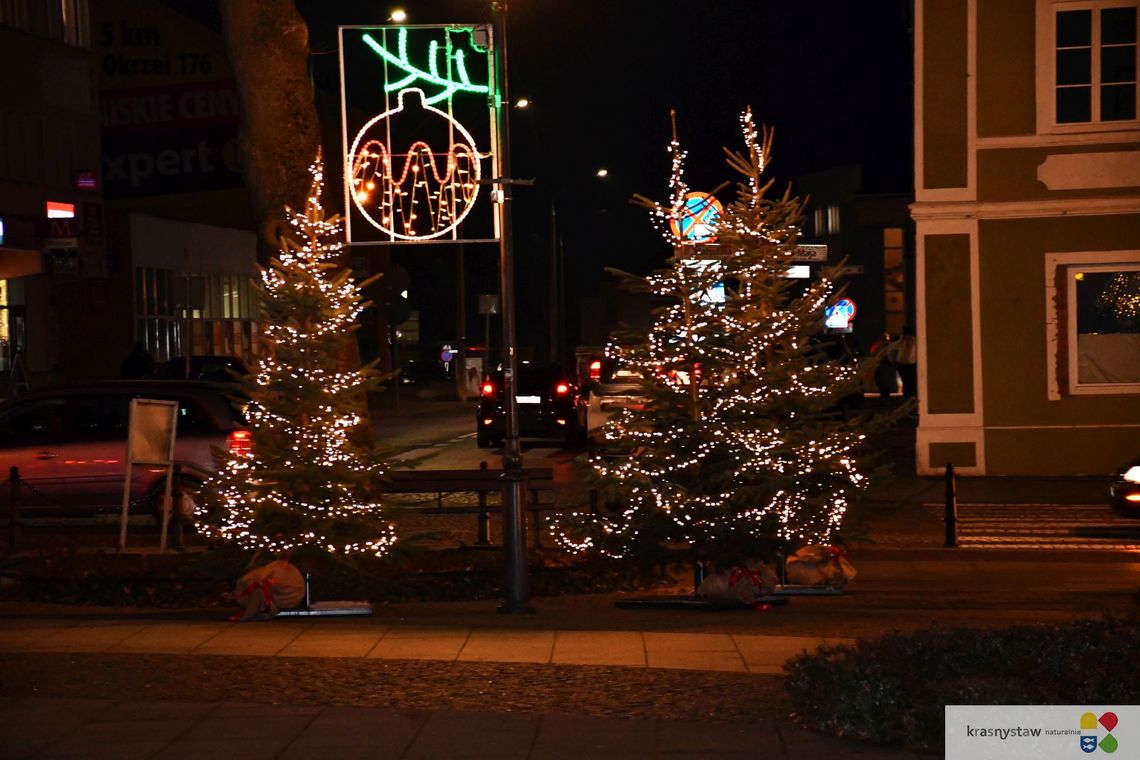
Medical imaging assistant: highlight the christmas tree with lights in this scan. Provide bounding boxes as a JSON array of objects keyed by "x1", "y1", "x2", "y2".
[
  {"x1": 555, "y1": 110, "x2": 876, "y2": 568},
  {"x1": 197, "y1": 150, "x2": 396, "y2": 558}
]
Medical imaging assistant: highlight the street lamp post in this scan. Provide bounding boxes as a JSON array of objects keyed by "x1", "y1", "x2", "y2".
[{"x1": 491, "y1": 0, "x2": 532, "y2": 614}]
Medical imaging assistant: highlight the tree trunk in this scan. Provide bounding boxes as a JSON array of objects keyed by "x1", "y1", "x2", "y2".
[{"x1": 219, "y1": 0, "x2": 321, "y2": 257}]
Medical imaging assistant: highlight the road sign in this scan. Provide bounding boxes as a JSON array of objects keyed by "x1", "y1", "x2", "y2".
[{"x1": 791, "y1": 244, "x2": 828, "y2": 262}]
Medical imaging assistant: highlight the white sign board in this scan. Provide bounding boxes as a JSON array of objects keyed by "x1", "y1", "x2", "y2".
[{"x1": 119, "y1": 398, "x2": 179, "y2": 552}]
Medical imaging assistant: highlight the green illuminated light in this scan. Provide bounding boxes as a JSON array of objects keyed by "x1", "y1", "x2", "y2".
[{"x1": 362, "y1": 28, "x2": 489, "y2": 105}]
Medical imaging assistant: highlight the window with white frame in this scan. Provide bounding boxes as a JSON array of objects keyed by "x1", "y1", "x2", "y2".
[
  {"x1": 1047, "y1": 252, "x2": 1140, "y2": 396},
  {"x1": 1043, "y1": 1, "x2": 1138, "y2": 128}
]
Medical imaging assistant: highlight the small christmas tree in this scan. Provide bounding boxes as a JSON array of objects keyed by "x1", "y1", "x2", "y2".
[
  {"x1": 197, "y1": 150, "x2": 396, "y2": 557},
  {"x1": 554, "y1": 110, "x2": 878, "y2": 568}
]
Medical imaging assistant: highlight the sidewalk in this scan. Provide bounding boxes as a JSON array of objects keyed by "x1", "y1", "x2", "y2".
[{"x1": 3, "y1": 546, "x2": 1134, "y2": 758}]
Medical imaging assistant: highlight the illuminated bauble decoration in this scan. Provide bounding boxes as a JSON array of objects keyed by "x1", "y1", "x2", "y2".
[
  {"x1": 349, "y1": 88, "x2": 481, "y2": 241},
  {"x1": 669, "y1": 191, "x2": 724, "y2": 243}
]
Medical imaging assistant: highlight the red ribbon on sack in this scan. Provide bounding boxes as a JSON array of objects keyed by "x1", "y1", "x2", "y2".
[
  {"x1": 729, "y1": 567, "x2": 764, "y2": 590},
  {"x1": 229, "y1": 576, "x2": 278, "y2": 621}
]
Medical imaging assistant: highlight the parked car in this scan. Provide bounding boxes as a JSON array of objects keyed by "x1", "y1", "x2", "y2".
[
  {"x1": 154, "y1": 355, "x2": 249, "y2": 383},
  {"x1": 0, "y1": 380, "x2": 249, "y2": 520},
  {"x1": 1110, "y1": 457, "x2": 1140, "y2": 517},
  {"x1": 477, "y1": 362, "x2": 588, "y2": 448},
  {"x1": 579, "y1": 352, "x2": 648, "y2": 412}
]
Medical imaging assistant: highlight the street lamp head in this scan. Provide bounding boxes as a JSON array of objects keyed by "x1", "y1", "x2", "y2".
[
  {"x1": 514, "y1": 97, "x2": 531, "y2": 109},
  {"x1": 596, "y1": 168, "x2": 609, "y2": 178},
  {"x1": 389, "y1": 8, "x2": 407, "y2": 22}
]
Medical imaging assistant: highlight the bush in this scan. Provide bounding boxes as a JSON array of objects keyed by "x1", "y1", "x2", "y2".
[
  {"x1": 0, "y1": 546, "x2": 659, "y2": 608},
  {"x1": 784, "y1": 618, "x2": 1140, "y2": 751}
]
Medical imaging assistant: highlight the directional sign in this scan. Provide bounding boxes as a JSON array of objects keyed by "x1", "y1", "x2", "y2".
[{"x1": 791, "y1": 244, "x2": 828, "y2": 262}]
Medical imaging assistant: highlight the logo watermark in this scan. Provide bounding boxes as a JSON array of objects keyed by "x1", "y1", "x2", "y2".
[{"x1": 946, "y1": 706, "x2": 1134, "y2": 759}]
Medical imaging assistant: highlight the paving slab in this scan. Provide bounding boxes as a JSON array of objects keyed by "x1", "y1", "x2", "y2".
[
  {"x1": 191, "y1": 621, "x2": 309, "y2": 656},
  {"x1": 25, "y1": 621, "x2": 148, "y2": 653},
  {"x1": 458, "y1": 628, "x2": 556, "y2": 664},
  {"x1": 643, "y1": 631, "x2": 747, "y2": 672},
  {"x1": 732, "y1": 634, "x2": 852, "y2": 674},
  {"x1": 404, "y1": 709, "x2": 539, "y2": 758},
  {"x1": 277, "y1": 623, "x2": 388, "y2": 658},
  {"x1": 279, "y1": 705, "x2": 427, "y2": 760},
  {"x1": 366, "y1": 624, "x2": 471, "y2": 661},
  {"x1": 551, "y1": 629, "x2": 646, "y2": 667},
  {"x1": 530, "y1": 713, "x2": 659, "y2": 759},
  {"x1": 658, "y1": 718, "x2": 783, "y2": 758},
  {"x1": 108, "y1": 622, "x2": 228, "y2": 654}
]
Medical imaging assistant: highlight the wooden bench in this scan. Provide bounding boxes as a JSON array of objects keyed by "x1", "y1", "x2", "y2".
[{"x1": 379, "y1": 463, "x2": 557, "y2": 547}]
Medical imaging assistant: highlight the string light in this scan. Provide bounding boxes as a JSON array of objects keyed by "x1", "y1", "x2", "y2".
[
  {"x1": 196, "y1": 150, "x2": 396, "y2": 557},
  {"x1": 349, "y1": 88, "x2": 482, "y2": 241},
  {"x1": 552, "y1": 109, "x2": 871, "y2": 563}
]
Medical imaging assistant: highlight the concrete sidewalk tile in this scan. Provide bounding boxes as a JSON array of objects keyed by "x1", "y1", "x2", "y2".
[
  {"x1": 24, "y1": 621, "x2": 147, "y2": 652},
  {"x1": 161, "y1": 737, "x2": 296, "y2": 760},
  {"x1": 0, "y1": 697, "x2": 118, "y2": 757},
  {"x1": 403, "y1": 709, "x2": 539, "y2": 758},
  {"x1": 550, "y1": 630, "x2": 646, "y2": 667},
  {"x1": 109, "y1": 622, "x2": 228, "y2": 654},
  {"x1": 643, "y1": 632, "x2": 747, "y2": 672},
  {"x1": 0, "y1": 623, "x2": 74, "y2": 652},
  {"x1": 280, "y1": 705, "x2": 428, "y2": 759},
  {"x1": 178, "y1": 702, "x2": 321, "y2": 743},
  {"x1": 732, "y1": 634, "x2": 852, "y2": 674},
  {"x1": 779, "y1": 723, "x2": 924, "y2": 758},
  {"x1": 366, "y1": 625, "x2": 470, "y2": 661},
  {"x1": 277, "y1": 624, "x2": 387, "y2": 658},
  {"x1": 529, "y1": 713, "x2": 658, "y2": 759},
  {"x1": 658, "y1": 718, "x2": 782, "y2": 757},
  {"x1": 191, "y1": 621, "x2": 309, "y2": 656},
  {"x1": 457, "y1": 628, "x2": 556, "y2": 664}
]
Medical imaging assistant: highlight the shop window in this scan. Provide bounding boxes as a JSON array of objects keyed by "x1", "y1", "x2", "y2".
[
  {"x1": 1041, "y1": 1, "x2": 1139, "y2": 129},
  {"x1": 1048, "y1": 252, "x2": 1140, "y2": 396}
]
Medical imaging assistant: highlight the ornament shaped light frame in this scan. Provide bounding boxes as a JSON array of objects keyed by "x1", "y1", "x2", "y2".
[
  {"x1": 349, "y1": 87, "x2": 482, "y2": 241},
  {"x1": 338, "y1": 24, "x2": 499, "y2": 245}
]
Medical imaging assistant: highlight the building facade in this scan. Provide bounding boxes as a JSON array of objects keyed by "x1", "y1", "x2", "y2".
[{"x1": 912, "y1": 0, "x2": 1140, "y2": 475}]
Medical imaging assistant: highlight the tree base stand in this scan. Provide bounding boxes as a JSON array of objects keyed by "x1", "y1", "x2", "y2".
[
  {"x1": 276, "y1": 571, "x2": 372, "y2": 618},
  {"x1": 615, "y1": 595, "x2": 788, "y2": 611}
]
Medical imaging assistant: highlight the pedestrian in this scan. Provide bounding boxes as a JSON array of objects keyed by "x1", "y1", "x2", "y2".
[
  {"x1": 890, "y1": 326, "x2": 918, "y2": 399},
  {"x1": 871, "y1": 332, "x2": 897, "y2": 399},
  {"x1": 120, "y1": 341, "x2": 155, "y2": 379}
]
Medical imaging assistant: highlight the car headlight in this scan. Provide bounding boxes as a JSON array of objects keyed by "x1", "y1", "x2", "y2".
[{"x1": 1123, "y1": 465, "x2": 1140, "y2": 484}]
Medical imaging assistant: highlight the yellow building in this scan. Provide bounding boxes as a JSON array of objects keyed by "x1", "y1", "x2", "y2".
[{"x1": 913, "y1": 0, "x2": 1140, "y2": 475}]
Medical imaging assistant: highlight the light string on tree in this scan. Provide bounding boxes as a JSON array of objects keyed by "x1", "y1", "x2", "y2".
[{"x1": 196, "y1": 152, "x2": 396, "y2": 557}]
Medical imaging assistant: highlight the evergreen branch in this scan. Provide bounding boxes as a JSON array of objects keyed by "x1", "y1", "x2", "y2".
[{"x1": 362, "y1": 30, "x2": 489, "y2": 105}]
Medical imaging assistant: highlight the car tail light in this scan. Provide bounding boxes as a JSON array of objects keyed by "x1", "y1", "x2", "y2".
[
  {"x1": 555, "y1": 382, "x2": 570, "y2": 395},
  {"x1": 589, "y1": 360, "x2": 602, "y2": 381},
  {"x1": 482, "y1": 381, "x2": 495, "y2": 396},
  {"x1": 228, "y1": 429, "x2": 253, "y2": 457}
]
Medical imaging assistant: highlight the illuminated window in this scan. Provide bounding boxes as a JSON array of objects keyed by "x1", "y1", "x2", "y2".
[
  {"x1": 1046, "y1": 251, "x2": 1140, "y2": 396},
  {"x1": 45, "y1": 201, "x2": 75, "y2": 218},
  {"x1": 827, "y1": 205, "x2": 841, "y2": 235},
  {"x1": 1048, "y1": 2, "x2": 1138, "y2": 125},
  {"x1": 813, "y1": 208, "x2": 825, "y2": 235}
]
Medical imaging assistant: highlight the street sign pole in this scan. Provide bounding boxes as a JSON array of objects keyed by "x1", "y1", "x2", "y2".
[{"x1": 491, "y1": 0, "x2": 533, "y2": 614}]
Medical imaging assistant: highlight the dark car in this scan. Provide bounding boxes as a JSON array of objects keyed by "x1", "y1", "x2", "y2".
[
  {"x1": 154, "y1": 355, "x2": 250, "y2": 383},
  {"x1": 0, "y1": 380, "x2": 248, "y2": 520},
  {"x1": 477, "y1": 363, "x2": 588, "y2": 448},
  {"x1": 1111, "y1": 457, "x2": 1140, "y2": 517}
]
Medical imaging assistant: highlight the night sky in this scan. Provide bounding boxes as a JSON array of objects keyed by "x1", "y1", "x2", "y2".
[{"x1": 298, "y1": 0, "x2": 915, "y2": 356}]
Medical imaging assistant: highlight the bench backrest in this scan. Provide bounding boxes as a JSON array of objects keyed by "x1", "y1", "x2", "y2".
[{"x1": 381, "y1": 468, "x2": 555, "y2": 494}]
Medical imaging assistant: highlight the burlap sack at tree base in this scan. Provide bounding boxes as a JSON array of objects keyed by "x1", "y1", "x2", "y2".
[
  {"x1": 784, "y1": 545, "x2": 857, "y2": 587},
  {"x1": 232, "y1": 560, "x2": 306, "y2": 621},
  {"x1": 698, "y1": 561, "x2": 778, "y2": 604}
]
